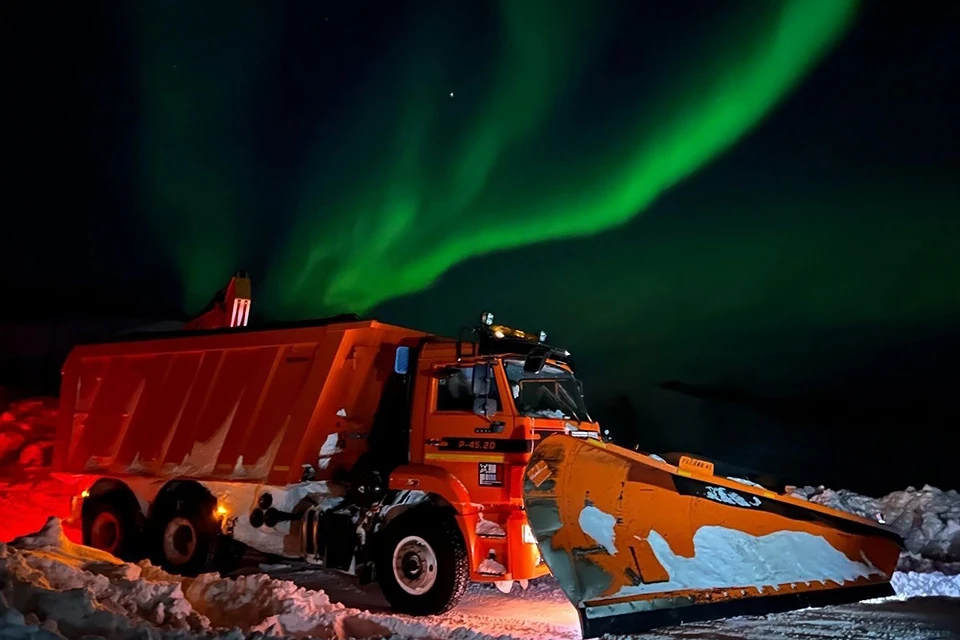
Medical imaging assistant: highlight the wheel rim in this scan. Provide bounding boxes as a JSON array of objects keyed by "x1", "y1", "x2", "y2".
[
  {"x1": 163, "y1": 517, "x2": 197, "y2": 565},
  {"x1": 392, "y1": 535, "x2": 438, "y2": 596},
  {"x1": 90, "y1": 511, "x2": 121, "y2": 553}
]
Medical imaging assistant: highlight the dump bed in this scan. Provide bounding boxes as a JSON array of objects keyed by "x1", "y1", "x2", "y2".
[{"x1": 54, "y1": 318, "x2": 427, "y2": 485}]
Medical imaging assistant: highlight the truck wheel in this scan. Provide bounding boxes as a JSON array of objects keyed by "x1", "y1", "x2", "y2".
[
  {"x1": 152, "y1": 505, "x2": 220, "y2": 576},
  {"x1": 83, "y1": 496, "x2": 142, "y2": 561},
  {"x1": 376, "y1": 512, "x2": 469, "y2": 616}
]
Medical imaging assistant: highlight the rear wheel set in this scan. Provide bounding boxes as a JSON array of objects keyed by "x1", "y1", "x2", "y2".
[{"x1": 82, "y1": 490, "x2": 232, "y2": 576}]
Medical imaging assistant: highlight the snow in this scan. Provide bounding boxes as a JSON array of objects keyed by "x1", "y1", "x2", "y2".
[
  {"x1": 243, "y1": 425, "x2": 287, "y2": 480},
  {"x1": 790, "y1": 484, "x2": 960, "y2": 572},
  {"x1": 892, "y1": 570, "x2": 960, "y2": 598},
  {"x1": 578, "y1": 505, "x2": 618, "y2": 555},
  {"x1": 151, "y1": 397, "x2": 285, "y2": 481},
  {"x1": 2, "y1": 519, "x2": 207, "y2": 638},
  {"x1": 0, "y1": 478, "x2": 78, "y2": 543},
  {"x1": 475, "y1": 515, "x2": 506, "y2": 537},
  {"x1": 703, "y1": 484, "x2": 762, "y2": 508},
  {"x1": 530, "y1": 409, "x2": 565, "y2": 418},
  {"x1": 0, "y1": 399, "x2": 57, "y2": 475},
  {"x1": 477, "y1": 557, "x2": 506, "y2": 575},
  {"x1": 126, "y1": 453, "x2": 148, "y2": 474},
  {"x1": 0, "y1": 517, "x2": 958, "y2": 639},
  {"x1": 605, "y1": 526, "x2": 882, "y2": 603},
  {"x1": 210, "y1": 480, "x2": 343, "y2": 557},
  {"x1": 0, "y1": 517, "x2": 514, "y2": 640},
  {"x1": 317, "y1": 433, "x2": 340, "y2": 470},
  {"x1": 727, "y1": 476, "x2": 764, "y2": 488},
  {"x1": 160, "y1": 398, "x2": 241, "y2": 477}
]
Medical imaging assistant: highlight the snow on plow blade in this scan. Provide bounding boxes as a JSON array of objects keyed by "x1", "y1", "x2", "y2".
[{"x1": 522, "y1": 435, "x2": 903, "y2": 639}]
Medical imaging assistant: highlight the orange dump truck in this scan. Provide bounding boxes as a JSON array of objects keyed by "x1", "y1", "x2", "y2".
[
  {"x1": 53, "y1": 273, "x2": 903, "y2": 637},
  {"x1": 54, "y1": 273, "x2": 595, "y2": 615}
]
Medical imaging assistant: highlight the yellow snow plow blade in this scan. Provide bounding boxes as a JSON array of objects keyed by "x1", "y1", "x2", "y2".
[{"x1": 522, "y1": 435, "x2": 902, "y2": 638}]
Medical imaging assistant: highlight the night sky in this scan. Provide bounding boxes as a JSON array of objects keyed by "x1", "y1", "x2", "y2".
[{"x1": 3, "y1": 1, "x2": 959, "y2": 493}]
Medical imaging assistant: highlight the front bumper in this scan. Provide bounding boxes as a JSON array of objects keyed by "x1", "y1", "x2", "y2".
[{"x1": 470, "y1": 509, "x2": 549, "y2": 581}]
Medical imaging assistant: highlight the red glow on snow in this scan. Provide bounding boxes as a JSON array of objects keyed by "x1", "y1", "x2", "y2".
[
  {"x1": 0, "y1": 398, "x2": 80, "y2": 543},
  {"x1": 0, "y1": 479, "x2": 79, "y2": 543}
]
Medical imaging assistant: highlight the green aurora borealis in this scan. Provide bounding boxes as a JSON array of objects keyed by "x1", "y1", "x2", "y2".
[
  {"x1": 5, "y1": 0, "x2": 960, "y2": 491},
  {"x1": 126, "y1": 0, "x2": 960, "y2": 420},
  {"x1": 139, "y1": 0, "x2": 857, "y2": 316}
]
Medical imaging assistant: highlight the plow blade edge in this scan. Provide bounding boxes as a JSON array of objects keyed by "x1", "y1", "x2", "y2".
[{"x1": 522, "y1": 435, "x2": 902, "y2": 638}]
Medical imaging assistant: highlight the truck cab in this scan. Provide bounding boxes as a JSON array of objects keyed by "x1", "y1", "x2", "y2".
[{"x1": 386, "y1": 313, "x2": 599, "y2": 595}]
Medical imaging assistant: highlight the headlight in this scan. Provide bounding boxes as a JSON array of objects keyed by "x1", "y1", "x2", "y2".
[{"x1": 522, "y1": 523, "x2": 537, "y2": 544}]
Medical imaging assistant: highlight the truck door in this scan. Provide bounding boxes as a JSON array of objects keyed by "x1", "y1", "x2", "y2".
[{"x1": 421, "y1": 363, "x2": 517, "y2": 498}]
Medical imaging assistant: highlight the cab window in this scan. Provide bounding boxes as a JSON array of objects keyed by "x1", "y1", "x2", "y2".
[{"x1": 435, "y1": 366, "x2": 502, "y2": 412}]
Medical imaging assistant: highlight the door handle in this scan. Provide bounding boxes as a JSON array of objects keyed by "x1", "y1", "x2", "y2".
[{"x1": 476, "y1": 421, "x2": 505, "y2": 434}]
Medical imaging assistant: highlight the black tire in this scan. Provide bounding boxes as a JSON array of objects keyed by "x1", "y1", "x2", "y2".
[
  {"x1": 376, "y1": 510, "x2": 469, "y2": 616},
  {"x1": 82, "y1": 494, "x2": 143, "y2": 561},
  {"x1": 150, "y1": 500, "x2": 221, "y2": 576}
]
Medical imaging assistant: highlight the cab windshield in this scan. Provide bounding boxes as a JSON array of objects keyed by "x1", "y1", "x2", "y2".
[{"x1": 502, "y1": 358, "x2": 589, "y2": 421}]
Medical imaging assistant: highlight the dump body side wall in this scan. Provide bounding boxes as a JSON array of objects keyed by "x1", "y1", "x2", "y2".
[{"x1": 54, "y1": 321, "x2": 426, "y2": 486}]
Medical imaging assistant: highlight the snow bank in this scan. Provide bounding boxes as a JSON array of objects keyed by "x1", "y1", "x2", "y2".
[
  {"x1": 0, "y1": 517, "x2": 506, "y2": 640},
  {"x1": 892, "y1": 570, "x2": 960, "y2": 598},
  {"x1": 0, "y1": 399, "x2": 57, "y2": 474},
  {"x1": 790, "y1": 484, "x2": 960, "y2": 572},
  {"x1": 1, "y1": 518, "x2": 207, "y2": 639}
]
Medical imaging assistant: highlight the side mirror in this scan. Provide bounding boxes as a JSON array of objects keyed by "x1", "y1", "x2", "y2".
[
  {"x1": 473, "y1": 397, "x2": 497, "y2": 417},
  {"x1": 471, "y1": 363, "x2": 492, "y2": 396},
  {"x1": 394, "y1": 346, "x2": 410, "y2": 374}
]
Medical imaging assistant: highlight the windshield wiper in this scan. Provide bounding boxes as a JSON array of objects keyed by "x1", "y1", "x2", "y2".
[
  {"x1": 543, "y1": 386, "x2": 582, "y2": 425},
  {"x1": 557, "y1": 383, "x2": 588, "y2": 424}
]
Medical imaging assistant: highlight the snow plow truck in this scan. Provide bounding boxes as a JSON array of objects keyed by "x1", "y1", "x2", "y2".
[{"x1": 53, "y1": 272, "x2": 903, "y2": 637}]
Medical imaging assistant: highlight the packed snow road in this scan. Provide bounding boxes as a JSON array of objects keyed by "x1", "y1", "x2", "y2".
[
  {"x1": 253, "y1": 562, "x2": 960, "y2": 640},
  {"x1": 247, "y1": 565, "x2": 584, "y2": 639}
]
